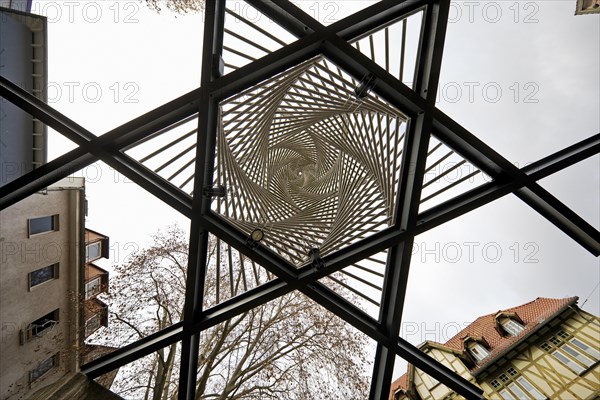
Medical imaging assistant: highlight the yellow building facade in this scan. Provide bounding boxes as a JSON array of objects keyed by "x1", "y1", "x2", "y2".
[{"x1": 391, "y1": 297, "x2": 600, "y2": 400}]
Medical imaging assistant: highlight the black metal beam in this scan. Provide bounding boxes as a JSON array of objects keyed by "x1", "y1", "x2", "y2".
[
  {"x1": 0, "y1": 75, "x2": 198, "y2": 215},
  {"x1": 78, "y1": 100, "x2": 598, "y2": 396},
  {"x1": 370, "y1": 0, "x2": 450, "y2": 396},
  {"x1": 432, "y1": 111, "x2": 600, "y2": 255},
  {"x1": 333, "y1": 0, "x2": 429, "y2": 42},
  {"x1": 303, "y1": 282, "x2": 485, "y2": 399},
  {"x1": 245, "y1": 0, "x2": 319, "y2": 37},
  {"x1": 82, "y1": 322, "x2": 184, "y2": 378},
  {"x1": 178, "y1": 1, "x2": 226, "y2": 399}
]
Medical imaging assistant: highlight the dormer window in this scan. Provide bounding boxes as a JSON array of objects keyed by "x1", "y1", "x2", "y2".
[
  {"x1": 501, "y1": 318, "x2": 525, "y2": 336},
  {"x1": 467, "y1": 341, "x2": 490, "y2": 362}
]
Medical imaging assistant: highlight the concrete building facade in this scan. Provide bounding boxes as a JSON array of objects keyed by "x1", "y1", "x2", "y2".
[
  {"x1": 0, "y1": 177, "x2": 85, "y2": 399},
  {"x1": 0, "y1": 6, "x2": 47, "y2": 187},
  {"x1": 391, "y1": 297, "x2": 600, "y2": 400}
]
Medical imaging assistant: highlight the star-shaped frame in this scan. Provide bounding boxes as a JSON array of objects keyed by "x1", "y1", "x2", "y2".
[{"x1": 1, "y1": 1, "x2": 598, "y2": 399}]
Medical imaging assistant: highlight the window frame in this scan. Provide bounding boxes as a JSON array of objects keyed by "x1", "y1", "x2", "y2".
[
  {"x1": 468, "y1": 342, "x2": 490, "y2": 362},
  {"x1": 22, "y1": 309, "x2": 60, "y2": 343},
  {"x1": 85, "y1": 277, "x2": 102, "y2": 299},
  {"x1": 501, "y1": 319, "x2": 525, "y2": 336},
  {"x1": 28, "y1": 215, "x2": 59, "y2": 236},
  {"x1": 85, "y1": 313, "x2": 102, "y2": 337},
  {"x1": 569, "y1": 337, "x2": 600, "y2": 360},
  {"x1": 28, "y1": 263, "x2": 59, "y2": 290},
  {"x1": 540, "y1": 330, "x2": 597, "y2": 375},
  {"x1": 29, "y1": 353, "x2": 58, "y2": 384},
  {"x1": 491, "y1": 366, "x2": 547, "y2": 400},
  {"x1": 85, "y1": 241, "x2": 102, "y2": 262},
  {"x1": 515, "y1": 376, "x2": 545, "y2": 399}
]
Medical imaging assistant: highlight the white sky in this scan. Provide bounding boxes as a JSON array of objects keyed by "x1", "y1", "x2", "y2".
[{"x1": 30, "y1": 0, "x2": 599, "y2": 382}]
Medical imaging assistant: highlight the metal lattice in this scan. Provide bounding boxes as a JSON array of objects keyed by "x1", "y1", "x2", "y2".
[{"x1": 1, "y1": 1, "x2": 598, "y2": 399}]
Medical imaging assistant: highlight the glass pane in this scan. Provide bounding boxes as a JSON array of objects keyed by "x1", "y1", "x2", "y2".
[
  {"x1": 30, "y1": 354, "x2": 56, "y2": 382},
  {"x1": 571, "y1": 338, "x2": 600, "y2": 359},
  {"x1": 29, "y1": 216, "x2": 54, "y2": 234},
  {"x1": 562, "y1": 344, "x2": 594, "y2": 367},
  {"x1": 553, "y1": 351, "x2": 584, "y2": 374},
  {"x1": 86, "y1": 243, "x2": 101, "y2": 261},
  {"x1": 507, "y1": 382, "x2": 528, "y2": 400},
  {"x1": 30, "y1": 264, "x2": 56, "y2": 287}
]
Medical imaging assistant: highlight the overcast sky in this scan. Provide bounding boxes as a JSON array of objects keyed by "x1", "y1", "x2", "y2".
[{"x1": 31, "y1": 0, "x2": 599, "y2": 382}]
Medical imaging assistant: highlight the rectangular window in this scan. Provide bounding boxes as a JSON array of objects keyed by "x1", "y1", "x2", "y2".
[
  {"x1": 516, "y1": 377, "x2": 545, "y2": 399},
  {"x1": 29, "y1": 264, "x2": 59, "y2": 289},
  {"x1": 553, "y1": 350, "x2": 585, "y2": 374},
  {"x1": 85, "y1": 277, "x2": 101, "y2": 299},
  {"x1": 29, "y1": 309, "x2": 59, "y2": 339},
  {"x1": 85, "y1": 314, "x2": 101, "y2": 337},
  {"x1": 570, "y1": 337, "x2": 600, "y2": 360},
  {"x1": 28, "y1": 215, "x2": 58, "y2": 236},
  {"x1": 562, "y1": 343, "x2": 594, "y2": 368},
  {"x1": 507, "y1": 382, "x2": 528, "y2": 399},
  {"x1": 540, "y1": 342, "x2": 552, "y2": 352},
  {"x1": 85, "y1": 242, "x2": 101, "y2": 262},
  {"x1": 499, "y1": 389, "x2": 516, "y2": 400},
  {"x1": 469, "y1": 343, "x2": 490, "y2": 361},
  {"x1": 502, "y1": 319, "x2": 525, "y2": 336},
  {"x1": 30, "y1": 354, "x2": 58, "y2": 383}
]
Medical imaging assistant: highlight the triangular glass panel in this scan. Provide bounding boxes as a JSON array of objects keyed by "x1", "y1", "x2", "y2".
[
  {"x1": 350, "y1": 10, "x2": 423, "y2": 89},
  {"x1": 318, "y1": 249, "x2": 387, "y2": 320},
  {"x1": 197, "y1": 293, "x2": 375, "y2": 398},
  {"x1": 222, "y1": 1, "x2": 297, "y2": 75},
  {"x1": 203, "y1": 234, "x2": 275, "y2": 308},
  {"x1": 124, "y1": 114, "x2": 198, "y2": 195},
  {"x1": 419, "y1": 136, "x2": 492, "y2": 213}
]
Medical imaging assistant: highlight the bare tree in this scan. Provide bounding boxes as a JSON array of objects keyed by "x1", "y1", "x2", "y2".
[
  {"x1": 92, "y1": 225, "x2": 371, "y2": 399},
  {"x1": 144, "y1": 0, "x2": 205, "y2": 14}
]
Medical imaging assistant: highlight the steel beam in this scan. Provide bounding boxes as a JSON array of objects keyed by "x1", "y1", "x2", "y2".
[
  {"x1": 178, "y1": 1, "x2": 226, "y2": 399},
  {"x1": 0, "y1": 75, "x2": 198, "y2": 215},
  {"x1": 432, "y1": 111, "x2": 600, "y2": 255},
  {"x1": 82, "y1": 322, "x2": 185, "y2": 378},
  {"x1": 78, "y1": 133, "x2": 597, "y2": 383},
  {"x1": 370, "y1": 0, "x2": 450, "y2": 396}
]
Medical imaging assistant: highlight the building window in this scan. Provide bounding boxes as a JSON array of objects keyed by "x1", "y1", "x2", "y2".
[
  {"x1": 569, "y1": 337, "x2": 600, "y2": 360},
  {"x1": 557, "y1": 329, "x2": 570, "y2": 339},
  {"x1": 85, "y1": 277, "x2": 101, "y2": 299},
  {"x1": 492, "y1": 366, "x2": 546, "y2": 400},
  {"x1": 28, "y1": 215, "x2": 58, "y2": 236},
  {"x1": 23, "y1": 310, "x2": 59, "y2": 343},
  {"x1": 30, "y1": 353, "x2": 58, "y2": 383},
  {"x1": 552, "y1": 350, "x2": 585, "y2": 374},
  {"x1": 501, "y1": 319, "x2": 525, "y2": 336},
  {"x1": 516, "y1": 377, "x2": 545, "y2": 399},
  {"x1": 499, "y1": 389, "x2": 516, "y2": 400},
  {"x1": 29, "y1": 264, "x2": 59, "y2": 289},
  {"x1": 85, "y1": 314, "x2": 101, "y2": 337},
  {"x1": 541, "y1": 331, "x2": 596, "y2": 374},
  {"x1": 468, "y1": 342, "x2": 490, "y2": 362},
  {"x1": 561, "y1": 343, "x2": 594, "y2": 368},
  {"x1": 86, "y1": 242, "x2": 101, "y2": 262}
]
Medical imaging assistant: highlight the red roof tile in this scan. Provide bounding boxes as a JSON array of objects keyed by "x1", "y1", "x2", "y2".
[
  {"x1": 389, "y1": 297, "x2": 578, "y2": 393},
  {"x1": 389, "y1": 373, "x2": 409, "y2": 399}
]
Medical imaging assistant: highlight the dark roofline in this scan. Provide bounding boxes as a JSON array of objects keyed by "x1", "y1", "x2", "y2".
[{"x1": 472, "y1": 296, "x2": 579, "y2": 376}]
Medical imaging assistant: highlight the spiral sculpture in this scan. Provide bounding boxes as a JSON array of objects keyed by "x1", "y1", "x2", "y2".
[{"x1": 213, "y1": 56, "x2": 408, "y2": 266}]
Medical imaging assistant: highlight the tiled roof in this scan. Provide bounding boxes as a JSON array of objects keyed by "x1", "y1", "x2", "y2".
[
  {"x1": 389, "y1": 297, "x2": 578, "y2": 395},
  {"x1": 389, "y1": 373, "x2": 409, "y2": 400}
]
